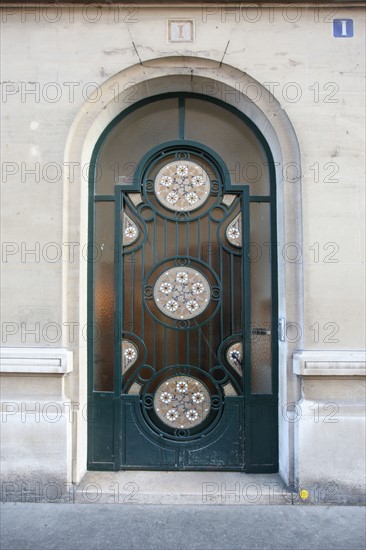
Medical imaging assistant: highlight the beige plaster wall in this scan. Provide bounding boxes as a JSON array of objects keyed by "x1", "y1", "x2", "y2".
[
  {"x1": 1, "y1": 5, "x2": 364, "y2": 349},
  {"x1": 0, "y1": 5, "x2": 365, "y2": 493}
]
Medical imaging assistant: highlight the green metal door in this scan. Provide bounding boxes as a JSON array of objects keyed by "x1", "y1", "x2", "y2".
[
  {"x1": 117, "y1": 146, "x2": 248, "y2": 469},
  {"x1": 88, "y1": 94, "x2": 278, "y2": 472}
]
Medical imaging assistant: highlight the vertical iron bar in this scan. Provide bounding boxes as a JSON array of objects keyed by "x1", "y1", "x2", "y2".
[
  {"x1": 208, "y1": 219, "x2": 211, "y2": 266},
  {"x1": 186, "y1": 220, "x2": 189, "y2": 257},
  {"x1": 242, "y1": 188, "x2": 251, "y2": 394},
  {"x1": 219, "y1": 238, "x2": 224, "y2": 343},
  {"x1": 130, "y1": 251, "x2": 134, "y2": 325},
  {"x1": 186, "y1": 329, "x2": 190, "y2": 365},
  {"x1": 115, "y1": 195, "x2": 123, "y2": 393},
  {"x1": 175, "y1": 221, "x2": 178, "y2": 365},
  {"x1": 164, "y1": 218, "x2": 167, "y2": 257},
  {"x1": 198, "y1": 326, "x2": 201, "y2": 368},
  {"x1": 164, "y1": 219, "x2": 167, "y2": 367},
  {"x1": 186, "y1": 221, "x2": 189, "y2": 366},
  {"x1": 141, "y1": 238, "x2": 145, "y2": 342},
  {"x1": 208, "y1": 220, "x2": 212, "y2": 368},
  {"x1": 113, "y1": 190, "x2": 123, "y2": 469},
  {"x1": 164, "y1": 326, "x2": 167, "y2": 368},
  {"x1": 153, "y1": 214, "x2": 157, "y2": 368},
  {"x1": 197, "y1": 218, "x2": 201, "y2": 260},
  {"x1": 153, "y1": 322, "x2": 156, "y2": 368},
  {"x1": 230, "y1": 253, "x2": 234, "y2": 334}
]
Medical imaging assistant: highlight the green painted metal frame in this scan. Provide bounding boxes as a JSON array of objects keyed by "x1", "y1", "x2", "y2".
[{"x1": 87, "y1": 92, "x2": 278, "y2": 472}]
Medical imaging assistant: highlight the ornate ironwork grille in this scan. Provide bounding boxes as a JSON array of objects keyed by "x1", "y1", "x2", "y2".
[{"x1": 88, "y1": 94, "x2": 278, "y2": 472}]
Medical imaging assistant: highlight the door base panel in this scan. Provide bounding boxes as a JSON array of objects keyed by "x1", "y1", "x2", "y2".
[
  {"x1": 121, "y1": 396, "x2": 245, "y2": 471},
  {"x1": 87, "y1": 394, "x2": 278, "y2": 472}
]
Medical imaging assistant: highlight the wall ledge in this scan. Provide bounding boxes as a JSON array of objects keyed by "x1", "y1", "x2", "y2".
[
  {"x1": 293, "y1": 350, "x2": 366, "y2": 376},
  {"x1": 0, "y1": 348, "x2": 73, "y2": 374}
]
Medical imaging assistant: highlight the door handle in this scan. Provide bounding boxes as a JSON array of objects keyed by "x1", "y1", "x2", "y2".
[{"x1": 251, "y1": 328, "x2": 271, "y2": 335}]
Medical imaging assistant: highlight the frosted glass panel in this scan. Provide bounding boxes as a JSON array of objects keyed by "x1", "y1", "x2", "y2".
[
  {"x1": 94, "y1": 201, "x2": 115, "y2": 391},
  {"x1": 250, "y1": 203, "x2": 272, "y2": 394},
  {"x1": 185, "y1": 99, "x2": 269, "y2": 195},
  {"x1": 96, "y1": 98, "x2": 179, "y2": 194}
]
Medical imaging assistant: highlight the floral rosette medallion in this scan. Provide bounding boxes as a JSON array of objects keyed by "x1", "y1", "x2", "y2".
[
  {"x1": 153, "y1": 375, "x2": 211, "y2": 429},
  {"x1": 153, "y1": 266, "x2": 211, "y2": 320},
  {"x1": 154, "y1": 160, "x2": 210, "y2": 212}
]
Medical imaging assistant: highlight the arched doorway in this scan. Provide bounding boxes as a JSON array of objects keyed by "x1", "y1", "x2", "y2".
[{"x1": 88, "y1": 93, "x2": 278, "y2": 471}]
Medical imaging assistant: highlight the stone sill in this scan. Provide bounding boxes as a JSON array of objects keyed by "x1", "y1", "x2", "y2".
[
  {"x1": 293, "y1": 351, "x2": 366, "y2": 377},
  {"x1": 0, "y1": 348, "x2": 73, "y2": 374}
]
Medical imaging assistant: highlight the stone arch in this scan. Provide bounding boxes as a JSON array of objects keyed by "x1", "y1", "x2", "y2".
[{"x1": 63, "y1": 56, "x2": 303, "y2": 485}]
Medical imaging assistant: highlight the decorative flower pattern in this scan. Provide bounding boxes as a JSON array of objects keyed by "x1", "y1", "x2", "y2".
[
  {"x1": 124, "y1": 348, "x2": 136, "y2": 361},
  {"x1": 229, "y1": 349, "x2": 241, "y2": 362},
  {"x1": 186, "y1": 410, "x2": 199, "y2": 422},
  {"x1": 192, "y1": 392, "x2": 204, "y2": 404},
  {"x1": 192, "y1": 175, "x2": 204, "y2": 186},
  {"x1": 226, "y1": 342, "x2": 243, "y2": 375},
  {"x1": 166, "y1": 192, "x2": 178, "y2": 204},
  {"x1": 153, "y1": 376, "x2": 211, "y2": 429},
  {"x1": 186, "y1": 300, "x2": 199, "y2": 313},
  {"x1": 154, "y1": 160, "x2": 210, "y2": 212},
  {"x1": 153, "y1": 267, "x2": 211, "y2": 320},
  {"x1": 160, "y1": 175, "x2": 172, "y2": 187},
  {"x1": 121, "y1": 339, "x2": 138, "y2": 374},
  {"x1": 226, "y1": 213, "x2": 242, "y2": 248},
  {"x1": 228, "y1": 227, "x2": 240, "y2": 240},
  {"x1": 192, "y1": 282, "x2": 204, "y2": 294},
  {"x1": 125, "y1": 226, "x2": 137, "y2": 238},
  {"x1": 176, "y1": 271, "x2": 188, "y2": 284},
  {"x1": 122, "y1": 214, "x2": 139, "y2": 246},
  {"x1": 160, "y1": 282, "x2": 172, "y2": 294},
  {"x1": 176, "y1": 164, "x2": 188, "y2": 176},
  {"x1": 186, "y1": 192, "x2": 198, "y2": 205},
  {"x1": 176, "y1": 380, "x2": 188, "y2": 394},
  {"x1": 160, "y1": 392, "x2": 172, "y2": 404},
  {"x1": 166, "y1": 299, "x2": 179, "y2": 312},
  {"x1": 166, "y1": 409, "x2": 179, "y2": 422}
]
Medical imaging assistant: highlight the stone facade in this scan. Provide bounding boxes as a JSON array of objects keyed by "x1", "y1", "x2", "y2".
[{"x1": 0, "y1": 2, "x2": 365, "y2": 503}]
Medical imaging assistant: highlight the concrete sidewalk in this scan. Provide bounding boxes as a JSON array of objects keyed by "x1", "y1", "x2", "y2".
[
  {"x1": 1, "y1": 503, "x2": 365, "y2": 550},
  {"x1": 4, "y1": 471, "x2": 362, "y2": 505}
]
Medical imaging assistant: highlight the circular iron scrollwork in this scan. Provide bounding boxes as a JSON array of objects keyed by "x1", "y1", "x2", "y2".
[
  {"x1": 153, "y1": 375, "x2": 211, "y2": 429},
  {"x1": 153, "y1": 266, "x2": 211, "y2": 320},
  {"x1": 154, "y1": 160, "x2": 210, "y2": 212}
]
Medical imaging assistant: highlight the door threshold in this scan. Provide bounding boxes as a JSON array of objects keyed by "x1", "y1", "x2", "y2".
[{"x1": 75, "y1": 471, "x2": 295, "y2": 505}]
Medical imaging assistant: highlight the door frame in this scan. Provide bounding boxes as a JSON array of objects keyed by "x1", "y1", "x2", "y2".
[{"x1": 62, "y1": 59, "x2": 303, "y2": 485}]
